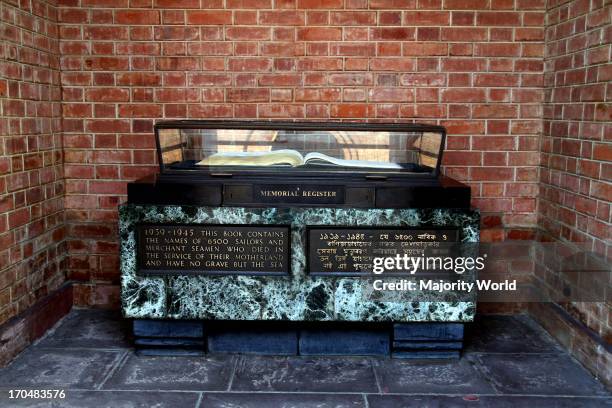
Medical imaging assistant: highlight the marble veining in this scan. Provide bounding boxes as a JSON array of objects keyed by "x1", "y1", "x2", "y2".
[{"x1": 120, "y1": 206, "x2": 479, "y2": 322}]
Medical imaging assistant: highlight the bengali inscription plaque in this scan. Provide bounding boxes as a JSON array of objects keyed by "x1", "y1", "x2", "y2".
[
  {"x1": 137, "y1": 224, "x2": 290, "y2": 275},
  {"x1": 308, "y1": 227, "x2": 459, "y2": 275}
]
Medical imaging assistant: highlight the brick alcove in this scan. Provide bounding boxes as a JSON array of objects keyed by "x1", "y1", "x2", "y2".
[{"x1": 0, "y1": 0, "x2": 609, "y2": 385}]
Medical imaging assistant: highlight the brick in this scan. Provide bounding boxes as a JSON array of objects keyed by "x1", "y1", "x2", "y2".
[
  {"x1": 369, "y1": 0, "x2": 416, "y2": 8},
  {"x1": 477, "y1": 12, "x2": 521, "y2": 26},
  {"x1": 188, "y1": 74, "x2": 231, "y2": 86},
  {"x1": 444, "y1": 151, "x2": 482, "y2": 166},
  {"x1": 472, "y1": 167, "x2": 514, "y2": 181},
  {"x1": 188, "y1": 104, "x2": 233, "y2": 118},
  {"x1": 475, "y1": 43, "x2": 521, "y2": 57},
  {"x1": 371, "y1": 28, "x2": 415, "y2": 41},
  {"x1": 593, "y1": 144, "x2": 612, "y2": 161},
  {"x1": 515, "y1": 27, "x2": 545, "y2": 41},
  {"x1": 442, "y1": 58, "x2": 485, "y2": 72},
  {"x1": 85, "y1": 88, "x2": 129, "y2": 102},
  {"x1": 403, "y1": 11, "x2": 449, "y2": 26},
  {"x1": 298, "y1": 27, "x2": 342, "y2": 41},
  {"x1": 306, "y1": 11, "x2": 329, "y2": 25},
  {"x1": 227, "y1": 0, "x2": 271, "y2": 7},
  {"x1": 472, "y1": 136, "x2": 516, "y2": 150},
  {"x1": 226, "y1": 27, "x2": 271, "y2": 41},
  {"x1": 261, "y1": 43, "x2": 305, "y2": 57},
  {"x1": 8, "y1": 208, "x2": 29, "y2": 229},
  {"x1": 473, "y1": 104, "x2": 518, "y2": 118},
  {"x1": 186, "y1": 11, "x2": 232, "y2": 25},
  {"x1": 331, "y1": 103, "x2": 369, "y2": 118},
  {"x1": 331, "y1": 43, "x2": 376, "y2": 56},
  {"x1": 403, "y1": 43, "x2": 447, "y2": 56},
  {"x1": 443, "y1": 120, "x2": 485, "y2": 135},
  {"x1": 297, "y1": 58, "x2": 343, "y2": 70},
  {"x1": 369, "y1": 88, "x2": 413, "y2": 102},
  {"x1": 400, "y1": 73, "x2": 445, "y2": 86},
  {"x1": 441, "y1": 28, "x2": 487, "y2": 42},
  {"x1": 188, "y1": 42, "x2": 233, "y2": 56},
  {"x1": 441, "y1": 88, "x2": 486, "y2": 102},
  {"x1": 444, "y1": 0, "x2": 488, "y2": 9},
  {"x1": 156, "y1": 88, "x2": 200, "y2": 103},
  {"x1": 260, "y1": 11, "x2": 305, "y2": 25},
  {"x1": 85, "y1": 119, "x2": 131, "y2": 133},
  {"x1": 259, "y1": 74, "x2": 302, "y2": 86},
  {"x1": 295, "y1": 88, "x2": 341, "y2": 101},
  {"x1": 84, "y1": 57, "x2": 129, "y2": 71},
  {"x1": 155, "y1": 0, "x2": 200, "y2": 6},
  {"x1": 259, "y1": 104, "x2": 305, "y2": 118},
  {"x1": 228, "y1": 88, "x2": 270, "y2": 102},
  {"x1": 331, "y1": 11, "x2": 375, "y2": 25},
  {"x1": 115, "y1": 10, "x2": 159, "y2": 25},
  {"x1": 59, "y1": 9, "x2": 89, "y2": 23},
  {"x1": 228, "y1": 58, "x2": 273, "y2": 72},
  {"x1": 116, "y1": 73, "x2": 161, "y2": 87},
  {"x1": 591, "y1": 181, "x2": 611, "y2": 201},
  {"x1": 156, "y1": 57, "x2": 200, "y2": 71},
  {"x1": 85, "y1": 26, "x2": 128, "y2": 40},
  {"x1": 475, "y1": 73, "x2": 519, "y2": 87},
  {"x1": 370, "y1": 58, "x2": 415, "y2": 71},
  {"x1": 118, "y1": 104, "x2": 163, "y2": 118},
  {"x1": 298, "y1": 0, "x2": 343, "y2": 7}
]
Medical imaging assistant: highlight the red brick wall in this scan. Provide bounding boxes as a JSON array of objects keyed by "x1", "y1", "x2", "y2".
[
  {"x1": 0, "y1": 0, "x2": 66, "y2": 326},
  {"x1": 537, "y1": 0, "x2": 611, "y2": 382},
  {"x1": 541, "y1": 0, "x2": 610, "y2": 256},
  {"x1": 56, "y1": 0, "x2": 547, "y2": 303}
]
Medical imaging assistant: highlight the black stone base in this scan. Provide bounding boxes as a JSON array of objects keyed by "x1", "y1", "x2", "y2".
[
  {"x1": 392, "y1": 323, "x2": 464, "y2": 359},
  {"x1": 131, "y1": 320, "x2": 464, "y2": 358}
]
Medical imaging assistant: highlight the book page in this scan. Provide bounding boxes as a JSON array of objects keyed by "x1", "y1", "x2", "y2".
[
  {"x1": 197, "y1": 149, "x2": 304, "y2": 166},
  {"x1": 304, "y1": 152, "x2": 403, "y2": 169}
]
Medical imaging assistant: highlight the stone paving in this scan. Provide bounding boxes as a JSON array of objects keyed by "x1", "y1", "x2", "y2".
[{"x1": 0, "y1": 310, "x2": 609, "y2": 407}]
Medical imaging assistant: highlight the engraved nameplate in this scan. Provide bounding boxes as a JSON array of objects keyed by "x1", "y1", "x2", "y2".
[
  {"x1": 137, "y1": 224, "x2": 290, "y2": 275},
  {"x1": 253, "y1": 184, "x2": 344, "y2": 204},
  {"x1": 308, "y1": 227, "x2": 459, "y2": 275}
]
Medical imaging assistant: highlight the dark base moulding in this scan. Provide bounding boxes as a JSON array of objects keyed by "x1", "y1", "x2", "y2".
[{"x1": 131, "y1": 320, "x2": 465, "y2": 358}]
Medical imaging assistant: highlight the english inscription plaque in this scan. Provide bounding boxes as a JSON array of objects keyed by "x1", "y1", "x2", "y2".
[
  {"x1": 137, "y1": 224, "x2": 290, "y2": 275},
  {"x1": 308, "y1": 227, "x2": 459, "y2": 275}
]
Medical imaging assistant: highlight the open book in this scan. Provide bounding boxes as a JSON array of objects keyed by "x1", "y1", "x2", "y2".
[{"x1": 197, "y1": 149, "x2": 402, "y2": 169}]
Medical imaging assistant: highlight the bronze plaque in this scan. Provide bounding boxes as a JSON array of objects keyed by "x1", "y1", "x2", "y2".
[
  {"x1": 137, "y1": 224, "x2": 290, "y2": 275},
  {"x1": 308, "y1": 227, "x2": 459, "y2": 275}
]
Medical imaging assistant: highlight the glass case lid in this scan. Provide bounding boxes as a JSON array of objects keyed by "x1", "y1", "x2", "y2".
[{"x1": 155, "y1": 121, "x2": 446, "y2": 177}]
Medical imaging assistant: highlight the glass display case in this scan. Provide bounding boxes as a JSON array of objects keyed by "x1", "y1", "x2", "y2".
[
  {"x1": 155, "y1": 121, "x2": 446, "y2": 177},
  {"x1": 127, "y1": 120, "x2": 469, "y2": 209}
]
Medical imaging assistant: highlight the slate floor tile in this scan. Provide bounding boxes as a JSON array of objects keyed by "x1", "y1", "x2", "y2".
[
  {"x1": 0, "y1": 349, "x2": 123, "y2": 390},
  {"x1": 201, "y1": 393, "x2": 365, "y2": 408},
  {"x1": 465, "y1": 315, "x2": 561, "y2": 354},
  {"x1": 37, "y1": 309, "x2": 130, "y2": 349},
  {"x1": 231, "y1": 356, "x2": 378, "y2": 392},
  {"x1": 367, "y1": 395, "x2": 612, "y2": 408},
  {"x1": 372, "y1": 358, "x2": 495, "y2": 394},
  {"x1": 0, "y1": 391, "x2": 200, "y2": 408},
  {"x1": 103, "y1": 354, "x2": 235, "y2": 391},
  {"x1": 474, "y1": 353, "x2": 610, "y2": 396}
]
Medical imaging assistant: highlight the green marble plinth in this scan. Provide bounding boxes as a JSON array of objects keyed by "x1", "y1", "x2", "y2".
[{"x1": 120, "y1": 206, "x2": 479, "y2": 322}]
